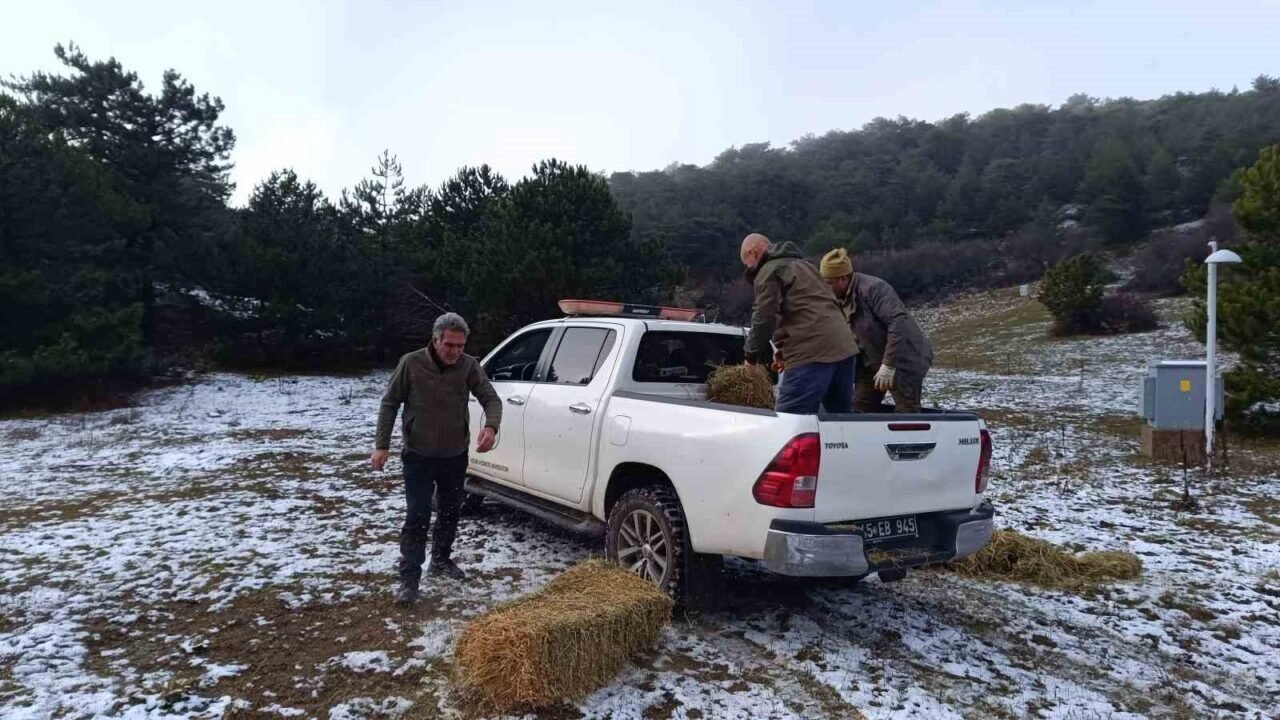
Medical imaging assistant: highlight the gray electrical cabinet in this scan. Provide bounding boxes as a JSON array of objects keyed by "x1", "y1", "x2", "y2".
[{"x1": 1139, "y1": 360, "x2": 1224, "y2": 429}]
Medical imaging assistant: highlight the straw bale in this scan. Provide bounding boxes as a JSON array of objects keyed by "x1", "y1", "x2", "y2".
[
  {"x1": 452, "y1": 560, "x2": 673, "y2": 714},
  {"x1": 705, "y1": 364, "x2": 774, "y2": 410}
]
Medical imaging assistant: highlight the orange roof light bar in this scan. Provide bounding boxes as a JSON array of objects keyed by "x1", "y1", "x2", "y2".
[{"x1": 558, "y1": 299, "x2": 700, "y2": 322}]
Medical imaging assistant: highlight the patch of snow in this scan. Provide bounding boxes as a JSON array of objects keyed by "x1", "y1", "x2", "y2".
[
  {"x1": 259, "y1": 704, "x2": 306, "y2": 717},
  {"x1": 199, "y1": 662, "x2": 247, "y2": 687},
  {"x1": 1247, "y1": 399, "x2": 1280, "y2": 415},
  {"x1": 330, "y1": 651, "x2": 393, "y2": 674},
  {"x1": 407, "y1": 619, "x2": 456, "y2": 659},
  {"x1": 328, "y1": 696, "x2": 413, "y2": 720}
]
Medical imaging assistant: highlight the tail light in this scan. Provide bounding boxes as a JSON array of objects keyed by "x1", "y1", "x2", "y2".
[
  {"x1": 975, "y1": 428, "x2": 992, "y2": 493},
  {"x1": 753, "y1": 433, "x2": 821, "y2": 508}
]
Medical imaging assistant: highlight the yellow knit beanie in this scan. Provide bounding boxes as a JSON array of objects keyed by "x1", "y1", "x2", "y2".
[{"x1": 820, "y1": 248, "x2": 853, "y2": 278}]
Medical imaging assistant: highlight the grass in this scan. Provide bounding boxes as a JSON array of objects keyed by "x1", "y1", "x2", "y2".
[
  {"x1": 1256, "y1": 569, "x2": 1280, "y2": 597},
  {"x1": 108, "y1": 409, "x2": 142, "y2": 426},
  {"x1": 976, "y1": 407, "x2": 1143, "y2": 441},
  {"x1": 6, "y1": 426, "x2": 42, "y2": 440},
  {"x1": 1157, "y1": 592, "x2": 1218, "y2": 622},
  {"x1": 83, "y1": 576, "x2": 448, "y2": 717},
  {"x1": 945, "y1": 530, "x2": 1142, "y2": 591},
  {"x1": 929, "y1": 296, "x2": 1052, "y2": 374},
  {"x1": 0, "y1": 490, "x2": 129, "y2": 528},
  {"x1": 452, "y1": 560, "x2": 673, "y2": 715},
  {"x1": 226, "y1": 427, "x2": 312, "y2": 442}
]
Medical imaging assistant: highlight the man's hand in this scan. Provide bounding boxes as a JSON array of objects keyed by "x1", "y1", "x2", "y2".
[
  {"x1": 370, "y1": 449, "x2": 389, "y2": 471},
  {"x1": 771, "y1": 349, "x2": 784, "y2": 372},
  {"x1": 874, "y1": 364, "x2": 896, "y2": 392},
  {"x1": 476, "y1": 427, "x2": 497, "y2": 453}
]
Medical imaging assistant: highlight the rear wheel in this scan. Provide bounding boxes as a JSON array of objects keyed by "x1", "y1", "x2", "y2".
[{"x1": 601, "y1": 481, "x2": 716, "y2": 604}]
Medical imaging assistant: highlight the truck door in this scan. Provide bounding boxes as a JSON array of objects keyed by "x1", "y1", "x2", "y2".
[
  {"x1": 470, "y1": 327, "x2": 554, "y2": 488},
  {"x1": 521, "y1": 326, "x2": 620, "y2": 505}
]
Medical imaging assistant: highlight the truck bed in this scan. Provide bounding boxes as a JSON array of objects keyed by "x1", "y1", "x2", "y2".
[{"x1": 599, "y1": 390, "x2": 988, "y2": 559}]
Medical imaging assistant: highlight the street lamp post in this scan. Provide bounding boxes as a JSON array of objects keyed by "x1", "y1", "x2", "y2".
[{"x1": 1204, "y1": 240, "x2": 1242, "y2": 473}]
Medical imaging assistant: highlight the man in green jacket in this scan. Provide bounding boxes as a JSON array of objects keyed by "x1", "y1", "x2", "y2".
[
  {"x1": 372, "y1": 312, "x2": 502, "y2": 606},
  {"x1": 741, "y1": 233, "x2": 860, "y2": 414},
  {"x1": 820, "y1": 248, "x2": 934, "y2": 413}
]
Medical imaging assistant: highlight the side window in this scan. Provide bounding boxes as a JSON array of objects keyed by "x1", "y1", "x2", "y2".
[
  {"x1": 483, "y1": 329, "x2": 553, "y2": 382},
  {"x1": 545, "y1": 328, "x2": 617, "y2": 386}
]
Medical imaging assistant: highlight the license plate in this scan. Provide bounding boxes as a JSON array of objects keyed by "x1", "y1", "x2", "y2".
[{"x1": 860, "y1": 515, "x2": 918, "y2": 543}]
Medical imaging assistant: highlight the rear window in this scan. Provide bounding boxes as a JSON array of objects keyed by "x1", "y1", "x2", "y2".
[{"x1": 632, "y1": 331, "x2": 745, "y2": 384}]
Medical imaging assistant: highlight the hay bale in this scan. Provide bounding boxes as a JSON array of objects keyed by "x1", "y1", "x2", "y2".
[
  {"x1": 947, "y1": 530, "x2": 1142, "y2": 590},
  {"x1": 706, "y1": 364, "x2": 774, "y2": 410},
  {"x1": 452, "y1": 560, "x2": 673, "y2": 714}
]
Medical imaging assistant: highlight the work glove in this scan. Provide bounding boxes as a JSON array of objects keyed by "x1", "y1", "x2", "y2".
[{"x1": 873, "y1": 364, "x2": 896, "y2": 391}]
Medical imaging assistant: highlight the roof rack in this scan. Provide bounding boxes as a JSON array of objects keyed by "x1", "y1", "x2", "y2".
[{"x1": 558, "y1": 299, "x2": 703, "y2": 322}]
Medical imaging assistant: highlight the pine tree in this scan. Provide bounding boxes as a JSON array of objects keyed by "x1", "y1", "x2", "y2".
[
  {"x1": 1144, "y1": 146, "x2": 1183, "y2": 217},
  {"x1": 1184, "y1": 144, "x2": 1280, "y2": 431},
  {"x1": 336, "y1": 150, "x2": 431, "y2": 358},
  {"x1": 2, "y1": 43, "x2": 235, "y2": 363},
  {"x1": 1080, "y1": 136, "x2": 1149, "y2": 244},
  {"x1": 462, "y1": 160, "x2": 680, "y2": 347},
  {"x1": 0, "y1": 96, "x2": 146, "y2": 403}
]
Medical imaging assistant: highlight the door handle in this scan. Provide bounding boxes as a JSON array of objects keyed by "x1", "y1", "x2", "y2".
[
  {"x1": 569, "y1": 403, "x2": 592, "y2": 415},
  {"x1": 884, "y1": 442, "x2": 936, "y2": 461},
  {"x1": 506, "y1": 396, "x2": 525, "y2": 406}
]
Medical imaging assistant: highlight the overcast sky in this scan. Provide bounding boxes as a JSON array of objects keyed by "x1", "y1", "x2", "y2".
[{"x1": 4, "y1": 0, "x2": 1277, "y2": 205}]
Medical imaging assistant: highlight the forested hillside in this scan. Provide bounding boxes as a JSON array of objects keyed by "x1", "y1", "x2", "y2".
[
  {"x1": 3, "y1": 43, "x2": 1278, "y2": 407},
  {"x1": 611, "y1": 77, "x2": 1280, "y2": 287}
]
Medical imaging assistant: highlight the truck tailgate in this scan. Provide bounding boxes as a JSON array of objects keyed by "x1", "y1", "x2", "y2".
[{"x1": 812, "y1": 414, "x2": 983, "y2": 523}]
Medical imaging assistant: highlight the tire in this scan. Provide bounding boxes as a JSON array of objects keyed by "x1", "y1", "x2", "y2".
[{"x1": 606, "y1": 485, "x2": 711, "y2": 605}]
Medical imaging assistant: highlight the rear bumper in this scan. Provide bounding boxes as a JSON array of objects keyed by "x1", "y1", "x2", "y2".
[{"x1": 762, "y1": 502, "x2": 996, "y2": 577}]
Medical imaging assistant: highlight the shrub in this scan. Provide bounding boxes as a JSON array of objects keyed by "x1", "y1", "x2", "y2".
[
  {"x1": 848, "y1": 226, "x2": 1101, "y2": 303},
  {"x1": 1123, "y1": 230, "x2": 1212, "y2": 296},
  {"x1": 1122, "y1": 204, "x2": 1240, "y2": 297},
  {"x1": 1039, "y1": 254, "x2": 1107, "y2": 335},
  {"x1": 996, "y1": 226, "x2": 1102, "y2": 287},
  {"x1": 1097, "y1": 292, "x2": 1160, "y2": 334},
  {"x1": 856, "y1": 241, "x2": 997, "y2": 301},
  {"x1": 1038, "y1": 254, "x2": 1157, "y2": 336}
]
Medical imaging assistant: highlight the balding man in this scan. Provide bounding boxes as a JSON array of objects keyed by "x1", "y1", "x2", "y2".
[{"x1": 740, "y1": 233, "x2": 859, "y2": 414}]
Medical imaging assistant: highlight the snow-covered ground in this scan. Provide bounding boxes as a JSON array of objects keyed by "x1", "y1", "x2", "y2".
[{"x1": 2, "y1": 291, "x2": 1277, "y2": 719}]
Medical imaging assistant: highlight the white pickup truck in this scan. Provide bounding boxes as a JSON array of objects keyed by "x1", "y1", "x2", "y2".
[{"x1": 464, "y1": 302, "x2": 995, "y2": 601}]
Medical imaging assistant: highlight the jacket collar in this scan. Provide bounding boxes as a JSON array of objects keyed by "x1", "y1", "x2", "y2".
[{"x1": 425, "y1": 344, "x2": 459, "y2": 374}]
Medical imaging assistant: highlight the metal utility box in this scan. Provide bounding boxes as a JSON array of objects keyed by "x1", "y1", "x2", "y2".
[{"x1": 1139, "y1": 360, "x2": 1224, "y2": 429}]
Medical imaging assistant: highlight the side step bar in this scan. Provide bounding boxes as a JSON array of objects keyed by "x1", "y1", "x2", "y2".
[{"x1": 465, "y1": 476, "x2": 606, "y2": 539}]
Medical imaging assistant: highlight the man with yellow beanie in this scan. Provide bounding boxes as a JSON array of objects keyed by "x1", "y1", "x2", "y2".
[{"x1": 820, "y1": 248, "x2": 933, "y2": 413}]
